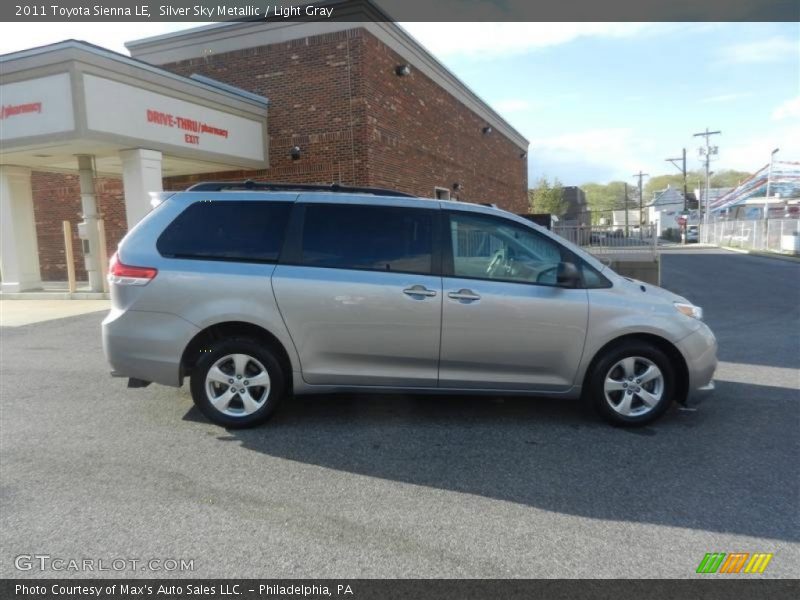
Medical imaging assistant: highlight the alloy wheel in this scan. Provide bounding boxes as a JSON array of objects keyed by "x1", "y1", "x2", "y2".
[
  {"x1": 603, "y1": 356, "x2": 664, "y2": 417},
  {"x1": 204, "y1": 353, "x2": 271, "y2": 417}
]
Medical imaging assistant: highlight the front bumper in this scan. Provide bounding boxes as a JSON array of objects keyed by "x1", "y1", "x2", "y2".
[
  {"x1": 676, "y1": 323, "x2": 718, "y2": 405},
  {"x1": 686, "y1": 380, "x2": 715, "y2": 406}
]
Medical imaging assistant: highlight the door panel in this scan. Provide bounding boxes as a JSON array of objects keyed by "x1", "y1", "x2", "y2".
[
  {"x1": 273, "y1": 266, "x2": 441, "y2": 386},
  {"x1": 439, "y1": 210, "x2": 589, "y2": 390},
  {"x1": 440, "y1": 277, "x2": 588, "y2": 390},
  {"x1": 272, "y1": 201, "x2": 442, "y2": 387}
]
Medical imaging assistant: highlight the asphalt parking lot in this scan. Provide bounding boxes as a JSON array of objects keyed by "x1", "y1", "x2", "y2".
[{"x1": 1, "y1": 248, "x2": 798, "y2": 579}]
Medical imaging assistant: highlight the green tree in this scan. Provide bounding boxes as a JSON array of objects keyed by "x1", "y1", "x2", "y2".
[
  {"x1": 528, "y1": 176, "x2": 566, "y2": 216},
  {"x1": 582, "y1": 180, "x2": 631, "y2": 224},
  {"x1": 710, "y1": 170, "x2": 752, "y2": 188},
  {"x1": 645, "y1": 169, "x2": 751, "y2": 198}
]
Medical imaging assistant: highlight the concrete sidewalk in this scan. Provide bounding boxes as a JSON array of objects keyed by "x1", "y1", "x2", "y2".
[{"x1": 0, "y1": 299, "x2": 110, "y2": 327}]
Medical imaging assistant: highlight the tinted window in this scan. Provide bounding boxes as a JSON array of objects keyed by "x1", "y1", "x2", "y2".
[
  {"x1": 301, "y1": 204, "x2": 433, "y2": 274},
  {"x1": 449, "y1": 212, "x2": 565, "y2": 285},
  {"x1": 157, "y1": 201, "x2": 291, "y2": 262}
]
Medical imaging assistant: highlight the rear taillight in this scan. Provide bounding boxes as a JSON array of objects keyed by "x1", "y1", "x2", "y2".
[{"x1": 108, "y1": 252, "x2": 157, "y2": 286}]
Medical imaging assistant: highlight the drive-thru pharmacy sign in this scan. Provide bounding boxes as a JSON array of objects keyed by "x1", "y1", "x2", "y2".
[
  {"x1": 1, "y1": 41, "x2": 268, "y2": 173},
  {"x1": 83, "y1": 74, "x2": 264, "y2": 161},
  {"x1": 0, "y1": 102, "x2": 42, "y2": 119}
]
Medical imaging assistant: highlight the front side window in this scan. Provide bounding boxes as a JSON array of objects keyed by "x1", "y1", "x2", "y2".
[
  {"x1": 300, "y1": 204, "x2": 433, "y2": 274},
  {"x1": 157, "y1": 201, "x2": 291, "y2": 262},
  {"x1": 448, "y1": 212, "x2": 565, "y2": 285}
]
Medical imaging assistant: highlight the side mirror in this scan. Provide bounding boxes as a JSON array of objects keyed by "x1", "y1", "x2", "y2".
[{"x1": 557, "y1": 261, "x2": 581, "y2": 288}]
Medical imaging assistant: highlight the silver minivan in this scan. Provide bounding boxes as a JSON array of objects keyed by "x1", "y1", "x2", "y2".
[{"x1": 103, "y1": 182, "x2": 716, "y2": 427}]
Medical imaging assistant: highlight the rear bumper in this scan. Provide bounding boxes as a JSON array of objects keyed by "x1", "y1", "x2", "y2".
[
  {"x1": 102, "y1": 308, "x2": 200, "y2": 387},
  {"x1": 676, "y1": 323, "x2": 718, "y2": 404}
]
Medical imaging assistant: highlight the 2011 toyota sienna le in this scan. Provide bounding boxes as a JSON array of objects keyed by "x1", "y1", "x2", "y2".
[{"x1": 102, "y1": 181, "x2": 716, "y2": 428}]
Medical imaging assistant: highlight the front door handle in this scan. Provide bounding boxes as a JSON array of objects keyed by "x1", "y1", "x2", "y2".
[
  {"x1": 403, "y1": 285, "x2": 437, "y2": 298},
  {"x1": 448, "y1": 289, "x2": 481, "y2": 301}
]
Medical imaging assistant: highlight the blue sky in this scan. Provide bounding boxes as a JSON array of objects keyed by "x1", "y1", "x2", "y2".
[
  {"x1": 403, "y1": 22, "x2": 800, "y2": 185},
  {"x1": 2, "y1": 21, "x2": 798, "y2": 185}
]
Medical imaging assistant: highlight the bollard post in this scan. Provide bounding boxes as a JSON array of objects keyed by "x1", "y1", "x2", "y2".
[
  {"x1": 63, "y1": 221, "x2": 77, "y2": 293},
  {"x1": 96, "y1": 219, "x2": 109, "y2": 293}
]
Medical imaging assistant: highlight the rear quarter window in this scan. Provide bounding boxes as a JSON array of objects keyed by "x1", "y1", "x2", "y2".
[
  {"x1": 300, "y1": 204, "x2": 434, "y2": 274},
  {"x1": 157, "y1": 200, "x2": 292, "y2": 263}
]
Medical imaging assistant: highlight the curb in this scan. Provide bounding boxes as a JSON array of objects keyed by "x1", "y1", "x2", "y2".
[{"x1": 718, "y1": 246, "x2": 800, "y2": 264}]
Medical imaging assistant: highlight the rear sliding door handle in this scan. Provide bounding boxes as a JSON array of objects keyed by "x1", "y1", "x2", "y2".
[
  {"x1": 448, "y1": 289, "x2": 481, "y2": 301},
  {"x1": 403, "y1": 285, "x2": 437, "y2": 298}
]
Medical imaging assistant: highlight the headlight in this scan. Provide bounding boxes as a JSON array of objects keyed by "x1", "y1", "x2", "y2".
[{"x1": 674, "y1": 302, "x2": 703, "y2": 320}]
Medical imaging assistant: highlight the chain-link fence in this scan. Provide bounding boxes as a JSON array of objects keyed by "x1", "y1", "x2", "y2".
[{"x1": 702, "y1": 219, "x2": 800, "y2": 254}]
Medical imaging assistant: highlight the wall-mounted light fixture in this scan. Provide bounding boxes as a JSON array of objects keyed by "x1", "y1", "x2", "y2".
[
  {"x1": 395, "y1": 64, "x2": 411, "y2": 77},
  {"x1": 482, "y1": 126, "x2": 493, "y2": 135},
  {"x1": 520, "y1": 151, "x2": 527, "y2": 159},
  {"x1": 452, "y1": 182, "x2": 463, "y2": 192},
  {"x1": 290, "y1": 146, "x2": 301, "y2": 161}
]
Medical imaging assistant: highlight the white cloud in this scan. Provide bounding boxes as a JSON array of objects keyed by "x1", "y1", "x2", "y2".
[
  {"x1": 718, "y1": 36, "x2": 799, "y2": 64},
  {"x1": 401, "y1": 22, "x2": 660, "y2": 59},
  {"x1": 0, "y1": 22, "x2": 197, "y2": 56},
  {"x1": 772, "y1": 96, "x2": 800, "y2": 120},
  {"x1": 719, "y1": 124, "x2": 800, "y2": 173},
  {"x1": 527, "y1": 128, "x2": 657, "y2": 184}
]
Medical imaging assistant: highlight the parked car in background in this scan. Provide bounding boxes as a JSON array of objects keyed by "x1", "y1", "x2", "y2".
[
  {"x1": 103, "y1": 182, "x2": 716, "y2": 428},
  {"x1": 686, "y1": 225, "x2": 699, "y2": 243}
]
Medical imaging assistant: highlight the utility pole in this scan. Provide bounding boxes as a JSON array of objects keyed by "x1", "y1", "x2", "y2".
[
  {"x1": 666, "y1": 149, "x2": 689, "y2": 244},
  {"x1": 632, "y1": 170, "x2": 649, "y2": 238},
  {"x1": 693, "y1": 128, "x2": 721, "y2": 232},
  {"x1": 624, "y1": 182, "x2": 629, "y2": 237},
  {"x1": 666, "y1": 148, "x2": 688, "y2": 211}
]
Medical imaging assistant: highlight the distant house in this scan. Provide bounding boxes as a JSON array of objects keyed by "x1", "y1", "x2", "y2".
[
  {"x1": 610, "y1": 209, "x2": 641, "y2": 229},
  {"x1": 647, "y1": 185, "x2": 700, "y2": 235}
]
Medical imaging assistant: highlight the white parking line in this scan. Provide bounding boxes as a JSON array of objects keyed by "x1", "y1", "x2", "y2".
[{"x1": 715, "y1": 361, "x2": 800, "y2": 390}]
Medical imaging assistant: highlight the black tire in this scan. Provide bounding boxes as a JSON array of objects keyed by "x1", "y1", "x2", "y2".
[
  {"x1": 189, "y1": 337, "x2": 287, "y2": 428},
  {"x1": 587, "y1": 341, "x2": 676, "y2": 426}
]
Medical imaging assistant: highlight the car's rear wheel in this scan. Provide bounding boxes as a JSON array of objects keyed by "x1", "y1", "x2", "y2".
[
  {"x1": 190, "y1": 337, "x2": 286, "y2": 428},
  {"x1": 588, "y1": 341, "x2": 675, "y2": 426}
]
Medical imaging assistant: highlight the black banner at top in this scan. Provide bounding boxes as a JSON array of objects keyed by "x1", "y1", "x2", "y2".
[{"x1": 1, "y1": 0, "x2": 799, "y2": 22}]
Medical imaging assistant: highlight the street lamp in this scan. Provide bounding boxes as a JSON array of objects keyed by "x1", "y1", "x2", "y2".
[{"x1": 764, "y1": 148, "x2": 780, "y2": 221}]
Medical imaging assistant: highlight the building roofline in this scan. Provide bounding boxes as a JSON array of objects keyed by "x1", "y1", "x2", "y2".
[
  {"x1": 0, "y1": 39, "x2": 269, "y2": 110},
  {"x1": 124, "y1": 2, "x2": 529, "y2": 149}
]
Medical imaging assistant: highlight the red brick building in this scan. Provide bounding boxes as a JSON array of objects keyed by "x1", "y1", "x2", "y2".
[{"x1": 4, "y1": 11, "x2": 528, "y2": 286}]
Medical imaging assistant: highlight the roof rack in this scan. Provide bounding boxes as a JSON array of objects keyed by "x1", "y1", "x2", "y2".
[{"x1": 186, "y1": 180, "x2": 417, "y2": 198}]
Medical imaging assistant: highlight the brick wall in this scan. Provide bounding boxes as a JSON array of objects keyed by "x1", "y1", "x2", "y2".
[
  {"x1": 162, "y1": 28, "x2": 370, "y2": 190},
  {"x1": 31, "y1": 172, "x2": 127, "y2": 281},
  {"x1": 161, "y1": 27, "x2": 527, "y2": 209},
  {"x1": 359, "y1": 31, "x2": 528, "y2": 211}
]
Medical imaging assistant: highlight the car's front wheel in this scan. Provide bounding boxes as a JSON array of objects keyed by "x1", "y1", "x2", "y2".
[
  {"x1": 189, "y1": 338, "x2": 286, "y2": 428},
  {"x1": 588, "y1": 341, "x2": 676, "y2": 426}
]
